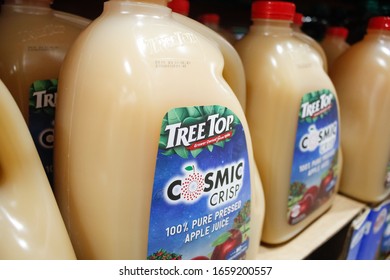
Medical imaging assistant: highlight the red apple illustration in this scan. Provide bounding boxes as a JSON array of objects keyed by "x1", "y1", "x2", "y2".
[
  {"x1": 211, "y1": 229, "x2": 242, "y2": 260},
  {"x1": 289, "y1": 187, "x2": 318, "y2": 223},
  {"x1": 304, "y1": 185, "x2": 319, "y2": 201},
  {"x1": 319, "y1": 170, "x2": 334, "y2": 198},
  {"x1": 303, "y1": 185, "x2": 319, "y2": 210}
]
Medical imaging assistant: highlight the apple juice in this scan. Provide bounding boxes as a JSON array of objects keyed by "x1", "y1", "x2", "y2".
[
  {"x1": 330, "y1": 16, "x2": 390, "y2": 204},
  {"x1": 0, "y1": 0, "x2": 87, "y2": 186},
  {"x1": 321, "y1": 27, "x2": 350, "y2": 70},
  {"x1": 292, "y1": 12, "x2": 328, "y2": 72},
  {"x1": 235, "y1": 1, "x2": 342, "y2": 245},
  {"x1": 54, "y1": 0, "x2": 265, "y2": 260}
]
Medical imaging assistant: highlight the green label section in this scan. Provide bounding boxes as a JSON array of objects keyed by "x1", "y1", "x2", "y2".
[{"x1": 148, "y1": 105, "x2": 251, "y2": 260}]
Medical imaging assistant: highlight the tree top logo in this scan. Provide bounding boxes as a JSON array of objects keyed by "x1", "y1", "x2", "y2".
[{"x1": 159, "y1": 106, "x2": 240, "y2": 159}]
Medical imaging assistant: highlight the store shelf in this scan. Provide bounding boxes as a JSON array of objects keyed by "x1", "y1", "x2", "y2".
[{"x1": 256, "y1": 194, "x2": 366, "y2": 260}]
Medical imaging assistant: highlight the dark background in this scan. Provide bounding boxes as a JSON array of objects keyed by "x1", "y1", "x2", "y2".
[{"x1": 49, "y1": 0, "x2": 390, "y2": 44}]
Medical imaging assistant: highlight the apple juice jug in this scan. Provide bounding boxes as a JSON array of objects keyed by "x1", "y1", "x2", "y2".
[
  {"x1": 235, "y1": 1, "x2": 342, "y2": 244},
  {"x1": 54, "y1": 0, "x2": 265, "y2": 260},
  {"x1": 0, "y1": 0, "x2": 88, "y2": 186},
  {"x1": 0, "y1": 79, "x2": 76, "y2": 259},
  {"x1": 292, "y1": 12, "x2": 328, "y2": 72},
  {"x1": 330, "y1": 16, "x2": 390, "y2": 204},
  {"x1": 321, "y1": 27, "x2": 350, "y2": 70}
]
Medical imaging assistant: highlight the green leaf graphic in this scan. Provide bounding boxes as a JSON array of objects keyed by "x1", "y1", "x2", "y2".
[
  {"x1": 174, "y1": 146, "x2": 188, "y2": 159},
  {"x1": 302, "y1": 94, "x2": 310, "y2": 103},
  {"x1": 185, "y1": 166, "x2": 193, "y2": 171},
  {"x1": 160, "y1": 116, "x2": 168, "y2": 135},
  {"x1": 190, "y1": 148, "x2": 203, "y2": 158},
  {"x1": 214, "y1": 141, "x2": 225, "y2": 148},
  {"x1": 187, "y1": 107, "x2": 203, "y2": 118},
  {"x1": 203, "y1": 105, "x2": 215, "y2": 115},
  {"x1": 212, "y1": 232, "x2": 232, "y2": 247},
  {"x1": 168, "y1": 108, "x2": 188, "y2": 125},
  {"x1": 32, "y1": 80, "x2": 46, "y2": 92},
  {"x1": 159, "y1": 134, "x2": 168, "y2": 149},
  {"x1": 182, "y1": 116, "x2": 204, "y2": 127},
  {"x1": 214, "y1": 105, "x2": 226, "y2": 116},
  {"x1": 162, "y1": 149, "x2": 175, "y2": 156}
]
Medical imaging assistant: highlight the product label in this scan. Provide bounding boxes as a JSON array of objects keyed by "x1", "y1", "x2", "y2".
[
  {"x1": 29, "y1": 79, "x2": 57, "y2": 186},
  {"x1": 148, "y1": 106, "x2": 251, "y2": 260},
  {"x1": 288, "y1": 89, "x2": 340, "y2": 225}
]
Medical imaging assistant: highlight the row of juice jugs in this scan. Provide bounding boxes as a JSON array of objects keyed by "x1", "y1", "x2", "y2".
[{"x1": 0, "y1": 0, "x2": 389, "y2": 260}]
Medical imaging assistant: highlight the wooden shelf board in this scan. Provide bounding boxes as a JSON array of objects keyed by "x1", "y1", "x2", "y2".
[{"x1": 256, "y1": 194, "x2": 366, "y2": 260}]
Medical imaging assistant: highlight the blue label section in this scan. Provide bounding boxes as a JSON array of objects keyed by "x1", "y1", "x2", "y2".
[
  {"x1": 148, "y1": 106, "x2": 251, "y2": 260},
  {"x1": 288, "y1": 89, "x2": 340, "y2": 225},
  {"x1": 379, "y1": 207, "x2": 390, "y2": 259},
  {"x1": 346, "y1": 201, "x2": 390, "y2": 260},
  {"x1": 29, "y1": 79, "x2": 57, "y2": 187},
  {"x1": 358, "y1": 201, "x2": 390, "y2": 259}
]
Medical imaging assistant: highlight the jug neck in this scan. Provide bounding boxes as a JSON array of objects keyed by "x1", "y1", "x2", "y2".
[
  {"x1": 366, "y1": 29, "x2": 390, "y2": 42},
  {"x1": 365, "y1": 17, "x2": 390, "y2": 41},
  {"x1": 251, "y1": 18, "x2": 293, "y2": 36},
  {"x1": 249, "y1": 1, "x2": 295, "y2": 36},
  {"x1": 325, "y1": 27, "x2": 348, "y2": 41}
]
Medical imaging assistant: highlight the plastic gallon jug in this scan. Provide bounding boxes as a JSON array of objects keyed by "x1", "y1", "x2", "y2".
[
  {"x1": 172, "y1": 12, "x2": 247, "y2": 111},
  {"x1": 321, "y1": 27, "x2": 350, "y2": 70},
  {"x1": 292, "y1": 12, "x2": 328, "y2": 72},
  {"x1": 330, "y1": 16, "x2": 390, "y2": 204},
  {"x1": 235, "y1": 1, "x2": 342, "y2": 245},
  {"x1": 0, "y1": 80, "x2": 76, "y2": 260},
  {"x1": 0, "y1": 0, "x2": 88, "y2": 186},
  {"x1": 54, "y1": 0, "x2": 264, "y2": 260}
]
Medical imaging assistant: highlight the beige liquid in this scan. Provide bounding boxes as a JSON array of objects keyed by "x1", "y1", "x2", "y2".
[
  {"x1": 292, "y1": 14, "x2": 328, "y2": 72},
  {"x1": 172, "y1": 12, "x2": 247, "y2": 111},
  {"x1": 330, "y1": 20, "x2": 390, "y2": 204},
  {"x1": 0, "y1": 0, "x2": 88, "y2": 185},
  {"x1": 55, "y1": 0, "x2": 264, "y2": 260},
  {"x1": 0, "y1": 79, "x2": 75, "y2": 259},
  {"x1": 321, "y1": 27, "x2": 350, "y2": 70},
  {"x1": 0, "y1": 0, "x2": 86, "y2": 121},
  {"x1": 235, "y1": 3, "x2": 342, "y2": 245}
]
